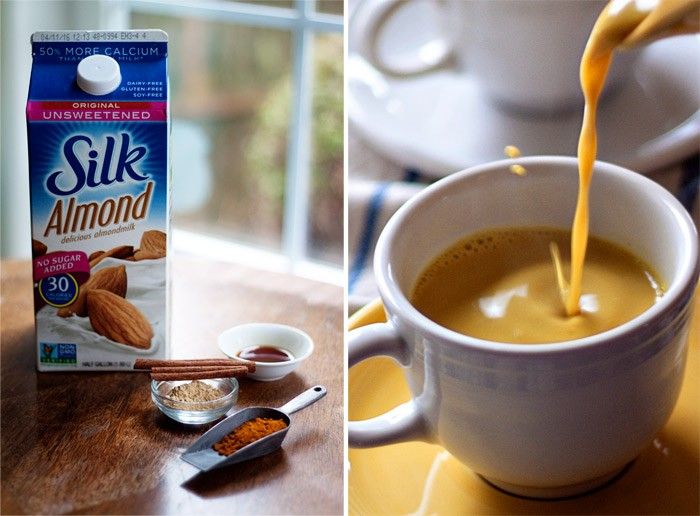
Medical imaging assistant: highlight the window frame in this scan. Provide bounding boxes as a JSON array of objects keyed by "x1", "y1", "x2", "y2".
[{"x1": 105, "y1": 0, "x2": 344, "y2": 284}]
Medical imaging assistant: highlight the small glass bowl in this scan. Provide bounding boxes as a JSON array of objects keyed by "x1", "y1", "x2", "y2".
[{"x1": 151, "y1": 378, "x2": 239, "y2": 425}]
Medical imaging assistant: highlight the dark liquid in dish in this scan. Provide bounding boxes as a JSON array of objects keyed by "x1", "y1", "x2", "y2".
[{"x1": 237, "y1": 346, "x2": 293, "y2": 363}]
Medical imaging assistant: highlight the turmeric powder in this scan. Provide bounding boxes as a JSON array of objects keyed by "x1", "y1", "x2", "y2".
[{"x1": 213, "y1": 417, "x2": 287, "y2": 456}]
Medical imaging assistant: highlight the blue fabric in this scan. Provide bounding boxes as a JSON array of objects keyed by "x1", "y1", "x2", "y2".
[
  {"x1": 348, "y1": 181, "x2": 391, "y2": 293},
  {"x1": 678, "y1": 153, "x2": 699, "y2": 213}
]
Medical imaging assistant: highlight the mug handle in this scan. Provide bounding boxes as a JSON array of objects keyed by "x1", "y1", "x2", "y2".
[
  {"x1": 348, "y1": 322, "x2": 429, "y2": 447},
  {"x1": 356, "y1": 0, "x2": 453, "y2": 76}
]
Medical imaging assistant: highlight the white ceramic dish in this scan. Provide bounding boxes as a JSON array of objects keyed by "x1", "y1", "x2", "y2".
[
  {"x1": 218, "y1": 323, "x2": 314, "y2": 382},
  {"x1": 348, "y1": 0, "x2": 700, "y2": 177}
]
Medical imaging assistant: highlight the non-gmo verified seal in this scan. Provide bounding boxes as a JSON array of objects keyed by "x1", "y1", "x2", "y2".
[
  {"x1": 38, "y1": 273, "x2": 79, "y2": 307},
  {"x1": 39, "y1": 342, "x2": 77, "y2": 364}
]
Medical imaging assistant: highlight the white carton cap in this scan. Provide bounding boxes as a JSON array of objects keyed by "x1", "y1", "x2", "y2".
[{"x1": 76, "y1": 55, "x2": 121, "y2": 96}]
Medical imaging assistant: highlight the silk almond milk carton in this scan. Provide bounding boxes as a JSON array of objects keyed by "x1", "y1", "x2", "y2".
[{"x1": 27, "y1": 31, "x2": 169, "y2": 370}]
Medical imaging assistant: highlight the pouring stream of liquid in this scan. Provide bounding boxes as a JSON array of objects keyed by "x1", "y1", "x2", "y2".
[{"x1": 564, "y1": 0, "x2": 699, "y2": 316}]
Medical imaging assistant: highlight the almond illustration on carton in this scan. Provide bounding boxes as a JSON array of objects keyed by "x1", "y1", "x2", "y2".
[
  {"x1": 57, "y1": 265, "x2": 127, "y2": 317},
  {"x1": 135, "y1": 230, "x2": 166, "y2": 261},
  {"x1": 88, "y1": 250, "x2": 105, "y2": 261},
  {"x1": 87, "y1": 289, "x2": 153, "y2": 349},
  {"x1": 134, "y1": 249, "x2": 164, "y2": 261},
  {"x1": 89, "y1": 245, "x2": 134, "y2": 267},
  {"x1": 32, "y1": 239, "x2": 48, "y2": 258}
]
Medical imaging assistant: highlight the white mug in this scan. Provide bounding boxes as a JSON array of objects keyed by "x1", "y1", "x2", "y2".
[
  {"x1": 356, "y1": 0, "x2": 637, "y2": 114},
  {"x1": 348, "y1": 156, "x2": 698, "y2": 498}
]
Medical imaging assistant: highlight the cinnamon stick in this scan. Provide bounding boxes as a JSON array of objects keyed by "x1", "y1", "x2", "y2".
[
  {"x1": 151, "y1": 365, "x2": 240, "y2": 374},
  {"x1": 150, "y1": 366, "x2": 249, "y2": 381},
  {"x1": 134, "y1": 358, "x2": 255, "y2": 372}
]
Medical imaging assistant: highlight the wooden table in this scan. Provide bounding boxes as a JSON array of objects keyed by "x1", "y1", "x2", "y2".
[{"x1": 0, "y1": 259, "x2": 344, "y2": 515}]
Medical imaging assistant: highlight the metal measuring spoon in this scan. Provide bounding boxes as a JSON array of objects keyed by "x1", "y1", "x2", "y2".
[{"x1": 181, "y1": 385, "x2": 327, "y2": 471}]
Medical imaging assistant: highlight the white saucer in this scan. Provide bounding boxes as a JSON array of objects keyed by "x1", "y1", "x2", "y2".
[{"x1": 348, "y1": 0, "x2": 700, "y2": 177}]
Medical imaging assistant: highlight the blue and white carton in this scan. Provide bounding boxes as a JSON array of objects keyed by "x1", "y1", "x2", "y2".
[{"x1": 27, "y1": 30, "x2": 170, "y2": 371}]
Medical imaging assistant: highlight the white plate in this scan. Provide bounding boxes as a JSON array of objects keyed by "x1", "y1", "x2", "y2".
[{"x1": 348, "y1": 0, "x2": 700, "y2": 177}]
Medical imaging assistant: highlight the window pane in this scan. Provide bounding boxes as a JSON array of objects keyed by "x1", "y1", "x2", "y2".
[
  {"x1": 225, "y1": 1, "x2": 343, "y2": 15},
  {"x1": 316, "y1": 0, "x2": 344, "y2": 15},
  {"x1": 130, "y1": 13, "x2": 292, "y2": 251},
  {"x1": 308, "y1": 33, "x2": 343, "y2": 265},
  {"x1": 231, "y1": 0, "x2": 295, "y2": 8}
]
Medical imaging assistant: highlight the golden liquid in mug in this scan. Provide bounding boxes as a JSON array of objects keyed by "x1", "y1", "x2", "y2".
[{"x1": 410, "y1": 228, "x2": 664, "y2": 344}]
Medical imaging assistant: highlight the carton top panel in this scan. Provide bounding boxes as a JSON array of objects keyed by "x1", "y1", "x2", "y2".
[{"x1": 29, "y1": 30, "x2": 168, "y2": 102}]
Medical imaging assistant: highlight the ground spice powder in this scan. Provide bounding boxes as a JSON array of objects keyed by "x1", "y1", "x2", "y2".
[
  {"x1": 213, "y1": 417, "x2": 287, "y2": 456},
  {"x1": 162, "y1": 380, "x2": 226, "y2": 411},
  {"x1": 168, "y1": 380, "x2": 224, "y2": 402}
]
